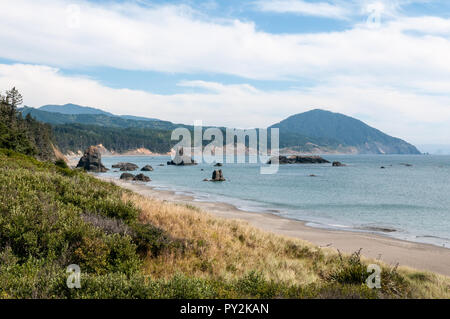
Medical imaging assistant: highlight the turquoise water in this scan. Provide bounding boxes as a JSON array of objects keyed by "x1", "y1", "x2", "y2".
[{"x1": 100, "y1": 155, "x2": 450, "y2": 248}]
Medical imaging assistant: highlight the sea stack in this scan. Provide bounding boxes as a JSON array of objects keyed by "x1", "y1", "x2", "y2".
[
  {"x1": 167, "y1": 147, "x2": 197, "y2": 166},
  {"x1": 76, "y1": 146, "x2": 108, "y2": 172},
  {"x1": 211, "y1": 169, "x2": 226, "y2": 182}
]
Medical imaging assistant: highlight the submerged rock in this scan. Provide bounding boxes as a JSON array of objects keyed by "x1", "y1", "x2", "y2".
[
  {"x1": 332, "y1": 161, "x2": 346, "y2": 167},
  {"x1": 112, "y1": 162, "x2": 139, "y2": 171},
  {"x1": 120, "y1": 173, "x2": 135, "y2": 181},
  {"x1": 133, "y1": 173, "x2": 151, "y2": 182},
  {"x1": 76, "y1": 146, "x2": 108, "y2": 172},
  {"x1": 141, "y1": 165, "x2": 154, "y2": 171},
  {"x1": 267, "y1": 155, "x2": 330, "y2": 165},
  {"x1": 214, "y1": 163, "x2": 223, "y2": 167}
]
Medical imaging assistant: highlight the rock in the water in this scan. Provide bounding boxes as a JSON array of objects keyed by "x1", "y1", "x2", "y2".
[
  {"x1": 133, "y1": 173, "x2": 151, "y2": 182},
  {"x1": 211, "y1": 169, "x2": 225, "y2": 181},
  {"x1": 400, "y1": 163, "x2": 413, "y2": 167},
  {"x1": 167, "y1": 147, "x2": 197, "y2": 166},
  {"x1": 141, "y1": 165, "x2": 154, "y2": 171},
  {"x1": 112, "y1": 162, "x2": 139, "y2": 171},
  {"x1": 332, "y1": 161, "x2": 346, "y2": 167},
  {"x1": 203, "y1": 178, "x2": 209, "y2": 181},
  {"x1": 380, "y1": 166, "x2": 386, "y2": 169},
  {"x1": 214, "y1": 163, "x2": 223, "y2": 167},
  {"x1": 120, "y1": 173, "x2": 135, "y2": 180},
  {"x1": 309, "y1": 174, "x2": 317, "y2": 177},
  {"x1": 267, "y1": 155, "x2": 330, "y2": 165},
  {"x1": 159, "y1": 164, "x2": 165, "y2": 166},
  {"x1": 76, "y1": 146, "x2": 108, "y2": 172}
]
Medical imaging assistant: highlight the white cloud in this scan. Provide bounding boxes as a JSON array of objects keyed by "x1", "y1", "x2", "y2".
[
  {"x1": 253, "y1": 0, "x2": 350, "y2": 19},
  {"x1": 0, "y1": 0, "x2": 449, "y2": 86},
  {"x1": 1, "y1": 63, "x2": 449, "y2": 144}
]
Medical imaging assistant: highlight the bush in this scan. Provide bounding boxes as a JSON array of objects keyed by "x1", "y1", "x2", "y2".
[{"x1": 54, "y1": 159, "x2": 69, "y2": 169}]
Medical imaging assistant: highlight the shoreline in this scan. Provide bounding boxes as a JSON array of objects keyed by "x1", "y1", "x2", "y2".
[{"x1": 98, "y1": 176, "x2": 450, "y2": 277}]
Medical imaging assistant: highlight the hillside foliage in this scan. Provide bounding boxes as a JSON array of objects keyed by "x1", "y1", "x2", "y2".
[
  {"x1": 52, "y1": 124, "x2": 175, "y2": 154},
  {"x1": 0, "y1": 88, "x2": 55, "y2": 160}
]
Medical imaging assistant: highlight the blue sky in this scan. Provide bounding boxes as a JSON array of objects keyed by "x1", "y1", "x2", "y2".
[{"x1": 1, "y1": 0, "x2": 450, "y2": 144}]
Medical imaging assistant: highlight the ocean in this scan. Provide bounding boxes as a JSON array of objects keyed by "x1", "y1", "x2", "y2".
[{"x1": 100, "y1": 155, "x2": 450, "y2": 248}]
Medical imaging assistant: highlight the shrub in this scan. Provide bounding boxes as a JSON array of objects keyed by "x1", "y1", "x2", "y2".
[{"x1": 54, "y1": 159, "x2": 69, "y2": 169}]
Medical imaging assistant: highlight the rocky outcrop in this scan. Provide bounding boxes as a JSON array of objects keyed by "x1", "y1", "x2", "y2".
[
  {"x1": 211, "y1": 169, "x2": 225, "y2": 182},
  {"x1": 112, "y1": 162, "x2": 139, "y2": 171},
  {"x1": 167, "y1": 147, "x2": 197, "y2": 166},
  {"x1": 267, "y1": 155, "x2": 330, "y2": 165},
  {"x1": 133, "y1": 173, "x2": 151, "y2": 182},
  {"x1": 76, "y1": 146, "x2": 108, "y2": 172},
  {"x1": 120, "y1": 173, "x2": 135, "y2": 181},
  {"x1": 332, "y1": 161, "x2": 346, "y2": 167},
  {"x1": 141, "y1": 165, "x2": 154, "y2": 171}
]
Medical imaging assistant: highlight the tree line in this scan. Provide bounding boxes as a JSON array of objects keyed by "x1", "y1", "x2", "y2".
[{"x1": 0, "y1": 88, "x2": 55, "y2": 160}]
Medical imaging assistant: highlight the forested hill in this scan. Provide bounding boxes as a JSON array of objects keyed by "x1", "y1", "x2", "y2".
[
  {"x1": 20, "y1": 106, "x2": 177, "y2": 130},
  {"x1": 53, "y1": 124, "x2": 174, "y2": 154},
  {"x1": 271, "y1": 109, "x2": 420, "y2": 155},
  {"x1": 19, "y1": 104, "x2": 421, "y2": 155},
  {"x1": 19, "y1": 106, "x2": 189, "y2": 154},
  {"x1": 39, "y1": 103, "x2": 114, "y2": 116}
]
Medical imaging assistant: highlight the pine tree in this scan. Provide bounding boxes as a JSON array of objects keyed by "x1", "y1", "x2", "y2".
[{"x1": 5, "y1": 87, "x2": 23, "y2": 109}]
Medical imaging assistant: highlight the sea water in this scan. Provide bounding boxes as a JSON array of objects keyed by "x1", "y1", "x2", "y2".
[{"x1": 100, "y1": 155, "x2": 450, "y2": 248}]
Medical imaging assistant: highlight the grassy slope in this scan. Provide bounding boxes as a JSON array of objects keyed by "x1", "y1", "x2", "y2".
[{"x1": 0, "y1": 149, "x2": 448, "y2": 298}]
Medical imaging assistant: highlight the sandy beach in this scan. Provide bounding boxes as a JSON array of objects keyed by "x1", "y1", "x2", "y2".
[{"x1": 99, "y1": 176, "x2": 450, "y2": 277}]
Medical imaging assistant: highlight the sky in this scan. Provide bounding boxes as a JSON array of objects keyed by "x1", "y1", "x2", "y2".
[{"x1": 0, "y1": 0, "x2": 450, "y2": 145}]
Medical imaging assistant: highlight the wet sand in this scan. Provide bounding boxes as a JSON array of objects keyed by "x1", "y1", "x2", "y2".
[{"x1": 99, "y1": 176, "x2": 450, "y2": 277}]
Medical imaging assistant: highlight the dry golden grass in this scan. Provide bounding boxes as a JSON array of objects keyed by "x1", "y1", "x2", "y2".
[{"x1": 124, "y1": 192, "x2": 450, "y2": 298}]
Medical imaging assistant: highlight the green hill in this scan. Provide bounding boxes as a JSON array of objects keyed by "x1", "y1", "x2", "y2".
[
  {"x1": 20, "y1": 106, "x2": 176, "y2": 130},
  {"x1": 20, "y1": 104, "x2": 420, "y2": 155},
  {"x1": 38, "y1": 103, "x2": 114, "y2": 116},
  {"x1": 270, "y1": 109, "x2": 420, "y2": 154},
  {"x1": 53, "y1": 123, "x2": 174, "y2": 154}
]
